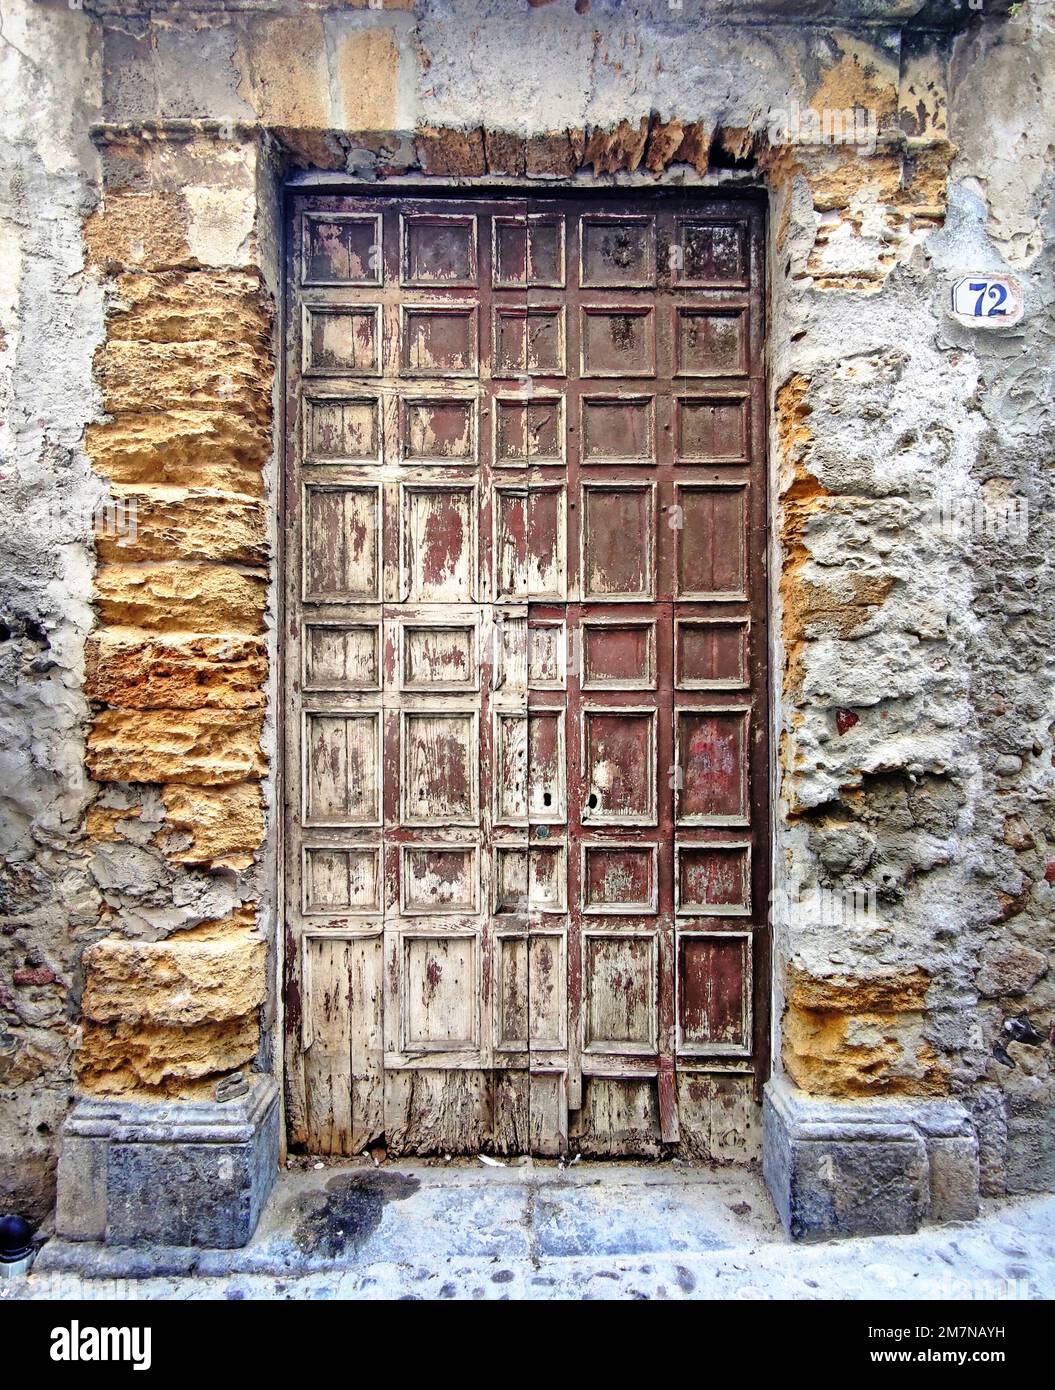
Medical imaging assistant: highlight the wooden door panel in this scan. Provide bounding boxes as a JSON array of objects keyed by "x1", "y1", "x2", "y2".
[{"x1": 284, "y1": 192, "x2": 768, "y2": 1158}]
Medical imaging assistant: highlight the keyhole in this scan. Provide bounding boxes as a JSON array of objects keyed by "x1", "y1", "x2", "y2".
[
  {"x1": 586, "y1": 793, "x2": 598, "y2": 810},
  {"x1": 542, "y1": 791, "x2": 552, "y2": 807}
]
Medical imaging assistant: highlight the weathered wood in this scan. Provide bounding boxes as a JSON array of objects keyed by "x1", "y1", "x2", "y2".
[{"x1": 284, "y1": 192, "x2": 770, "y2": 1158}]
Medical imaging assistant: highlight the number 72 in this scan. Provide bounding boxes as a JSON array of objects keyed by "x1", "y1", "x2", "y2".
[{"x1": 969, "y1": 281, "x2": 1009, "y2": 317}]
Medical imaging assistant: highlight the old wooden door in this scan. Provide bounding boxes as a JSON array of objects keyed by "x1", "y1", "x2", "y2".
[{"x1": 284, "y1": 191, "x2": 768, "y2": 1158}]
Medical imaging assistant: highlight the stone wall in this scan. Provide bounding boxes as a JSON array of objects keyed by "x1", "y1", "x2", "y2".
[
  {"x1": 78, "y1": 130, "x2": 278, "y2": 1111},
  {"x1": 1, "y1": 0, "x2": 1052, "y2": 1223}
]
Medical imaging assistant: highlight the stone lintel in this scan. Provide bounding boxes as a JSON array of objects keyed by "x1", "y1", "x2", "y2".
[
  {"x1": 79, "y1": 0, "x2": 1011, "y2": 33},
  {"x1": 763, "y1": 1075, "x2": 980, "y2": 1241}
]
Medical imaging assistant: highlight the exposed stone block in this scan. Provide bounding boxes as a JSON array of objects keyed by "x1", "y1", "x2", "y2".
[
  {"x1": 85, "y1": 633, "x2": 267, "y2": 712},
  {"x1": 81, "y1": 908, "x2": 265, "y2": 1029},
  {"x1": 643, "y1": 117, "x2": 685, "y2": 174},
  {"x1": 975, "y1": 941, "x2": 1048, "y2": 998},
  {"x1": 1005, "y1": 1092, "x2": 1055, "y2": 1193},
  {"x1": 84, "y1": 190, "x2": 191, "y2": 271},
  {"x1": 235, "y1": 14, "x2": 331, "y2": 130},
  {"x1": 106, "y1": 269, "x2": 271, "y2": 345},
  {"x1": 927, "y1": 1135, "x2": 981, "y2": 1223},
  {"x1": 525, "y1": 132, "x2": 583, "y2": 178},
  {"x1": 786, "y1": 966, "x2": 931, "y2": 1014},
  {"x1": 271, "y1": 126, "x2": 350, "y2": 173},
  {"x1": 782, "y1": 965, "x2": 950, "y2": 1098},
  {"x1": 159, "y1": 783, "x2": 265, "y2": 869},
  {"x1": 764, "y1": 1076, "x2": 978, "y2": 1240},
  {"x1": 87, "y1": 708, "x2": 266, "y2": 786},
  {"x1": 484, "y1": 130, "x2": 525, "y2": 176},
  {"x1": 673, "y1": 121, "x2": 710, "y2": 174},
  {"x1": 415, "y1": 126, "x2": 486, "y2": 176},
  {"x1": 811, "y1": 45, "x2": 898, "y2": 121},
  {"x1": 95, "y1": 561, "x2": 267, "y2": 635},
  {"x1": 332, "y1": 27, "x2": 401, "y2": 132},
  {"x1": 87, "y1": 410, "x2": 268, "y2": 495},
  {"x1": 584, "y1": 118, "x2": 649, "y2": 175},
  {"x1": 77, "y1": 1017, "x2": 260, "y2": 1092},
  {"x1": 96, "y1": 338, "x2": 271, "y2": 420},
  {"x1": 96, "y1": 489, "x2": 269, "y2": 567}
]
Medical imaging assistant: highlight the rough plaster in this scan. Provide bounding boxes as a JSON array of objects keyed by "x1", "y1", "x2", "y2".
[
  {"x1": 0, "y1": 0, "x2": 105, "y2": 1221},
  {"x1": 0, "y1": 0, "x2": 1052, "y2": 1222}
]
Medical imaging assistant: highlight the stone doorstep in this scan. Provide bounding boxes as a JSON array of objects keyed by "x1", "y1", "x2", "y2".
[
  {"x1": 35, "y1": 1161, "x2": 783, "y2": 1282},
  {"x1": 763, "y1": 1075, "x2": 981, "y2": 1241},
  {"x1": 54, "y1": 1076, "x2": 279, "y2": 1251}
]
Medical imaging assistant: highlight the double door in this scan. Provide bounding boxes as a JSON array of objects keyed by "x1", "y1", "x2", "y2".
[{"x1": 283, "y1": 191, "x2": 768, "y2": 1156}]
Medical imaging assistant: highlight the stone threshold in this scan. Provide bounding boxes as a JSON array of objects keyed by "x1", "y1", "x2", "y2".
[{"x1": 37, "y1": 1156, "x2": 783, "y2": 1281}]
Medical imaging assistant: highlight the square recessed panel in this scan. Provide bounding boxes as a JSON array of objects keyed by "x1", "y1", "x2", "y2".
[
  {"x1": 582, "y1": 843, "x2": 658, "y2": 914},
  {"x1": 580, "y1": 216, "x2": 655, "y2": 288},
  {"x1": 401, "y1": 214, "x2": 477, "y2": 286},
  {"x1": 401, "y1": 396, "x2": 477, "y2": 463},
  {"x1": 401, "y1": 622, "x2": 478, "y2": 691},
  {"x1": 304, "y1": 622, "x2": 381, "y2": 692},
  {"x1": 495, "y1": 710, "x2": 566, "y2": 824},
  {"x1": 528, "y1": 621, "x2": 566, "y2": 688},
  {"x1": 675, "y1": 619, "x2": 748, "y2": 690},
  {"x1": 302, "y1": 483, "x2": 380, "y2": 602},
  {"x1": 676, "y1": 395, "x2": 749, "y2": 463},
  {"x1": 674, "y1": 219, "x2": 748, "y2": 287},
  {"x1": 494, "y1": 485, "x2": 566, "y2": 600},
  {"x1": 401, "y1": 845, "x2": 479, "y2": 915},
  {"x1": 581, "y1": 620, "x2": 656, "y2": 691},
  {"x1": 493, "y1": 215, "x2": 565, "y2": 287},
  {"x1": 494, "y1": 842, "x2": 568, "y2": 914},
  {"x1": 401, "y1": 710, "x2": 478, "y2": 825},
  {"x1": 581, "y1": 483, "x2": 655, "y2": 600},
  {"x1": 303, "y1": 845, "x2": 381, "y2": 916},
  {"x1": 401, "y1": 483, "x2": 477, "y2": 602},
  {"x1": 584, "y1": 933, "x2": 657, "y2": 1052},
  {"x1": 401, "y1": 933, "x2": 479, "y2": 1051},
  {"x1": 494, "y1": 396, "x2": 564, "y2": 466},
  {"x1": 302, "y1": 213, "x2": 381, "y2": 286},
  {"x1": 401, "y1": 305, "x2": 478, "y2": 377},
  {"x1": 581, "y1": 395, "x2": 654, "y2": 464},
  {"x1": 303, "y1": 304, "x2": 380, "y2": 376},
  {"x1": 674, "y1": 307, "x2": 747, "y2": 376},
  {"x1": 494, "y1": 617, "x2": 566, "y2": 690},
  {"x1": 495, "y1": 930, "x2": 567, "y2": 1052},
  {"x1": 493, "y1": 307, "x2": 566, "y2": 377},
  {"x1": 582, "y1": 708, "x2": 656, "y2": 826},
  {"x1": 676, "y1": 842, "x2": 751, "y2": 916},
  {"x1": 676, "y1": 707, "x2": 750, "y2": 825},
  {"x1": 303, "y1": 710, "x2": 381, "y2": 827},
  {"x1": 303, "y1": 396, "x2": 380, "y2": 463},
  {"x1": 675, "y1": 483, "x2": 747, "y2": 600},
  {"x1": 678, "y1": 933, "x2": 752, "y2": 1055},
  {"x1": 580, "y1": 307, "x2": 656, "y2": 377}
]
